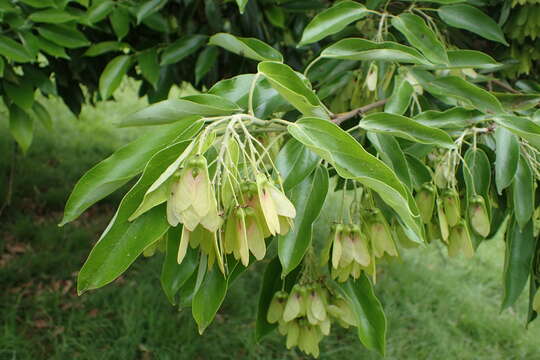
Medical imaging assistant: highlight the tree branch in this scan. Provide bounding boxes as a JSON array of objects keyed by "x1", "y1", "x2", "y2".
[{"x1": 331, "y1": 99, "x2": 388, "y2": 125}]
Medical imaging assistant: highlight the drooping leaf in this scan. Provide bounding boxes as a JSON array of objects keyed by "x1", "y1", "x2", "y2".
[
  {"x1": 420, "y1": 50, "x2": 500, "y2": 69},
  {"x1": 160, "y1": 35, "x2": 208, "y2": 66},
  {"x1": 298, "y1": 1, "x2": 367, "y2": 46},
  {"x1": 258, "y1": 61, "x2": 329, "y2": 119},
  {"x1": 438, "y1": 4, "x2": 508, "y2": 45},
  {"x1": 9, "y1": 105, "x2": 34, "y2": 155},
  {"x1": 4, "y1": 80, "x2": 34, "y2": 109},
  {"x1": 512, "y1": 156, "x2": 534, "y2": 230},
  {"x1": 235, "y1": 0, "x2": 249, "y2": 14},
  {"x1": 275, "y1": 138, "x2": 320, "y2": 191},
  {"x1": 32, "y1": 100, "x2": 52, "y2": 130},
  {"x1": 494, "y1": 127, "x2": 519, "y2": 194},
  {"x1": 29, "y1": 8, "x2": 78, "y2": 23},
  {"x1": 137, "y1": 48, "x2": 160, "y2": 89},
  {"x1": 385, "y1": 77, "x2": 413, "y2": 115},
  {"x1": 493, "y1": 115, "x2": 540, "y2": 151},
  {"x1": 502, "y1": 218, "x2": 536, "y2": 310},
  {"x1": 192, "y1": 268, "x2": 227, "y2": 334},
  {"x1": 86, "y1": 0, "x2": 114, "y2": 23},
  {"x1": 110, "y1": 7, "x2": 131, "y2": 40},
  {"x1": 37, "y1": 24, "x2": 90, "y2": 48},
  {"x1": 493, "y1": 93, "x2": 540, "y2": 111},
  {"x1": 99, "y1": 55, "x2": 133, "y2": 99},
  {"x1": 195, "y1": 46, "x2": 218, "y2": 85},
  {"x1": 368, "y1": 133, "x2": 412, "y2": 190},
  {"x1": 288, "y1": 117, "x2": 424, "y2": 243},
  {"x1": 208, "y1": 33, "x2": 283, "y2": 62},
  {"x1": 61, "y1": 120, "x2": 202, "y2": 225},
  {"x1": 406, "y1": 154, "x2": 432, "y2": 191},
  {"x1": 414, "y1": 107, "x2": 485, "y2": 129},
  {"x1": 463, "y1": 147, "x2": 491, "y2": 199},
  {"x1": 84, "y1": 41, "x2": 128, "y2": 57},
  {"x1": 120, "y1": 95, "x2": 240, "y2": 127},
  {"x1": 0, "y1": 35, "x2": 33, "y2": 62},
  {"x1": 361, "y1": 113, "x2": 454, "y2": 148},
  {"x1": 36, "y1": 36, "x2": 69, "y2": 59},
  {"x1": 336, "y1": 275, "x2": 387, "y2": 355},
  {"x1": 320, "y1": 38, "x2": 430, "y2": 65},
  {"x1": 391, "y1": 13, "x2": 448, "y2": 65},
  {"x1": 136, "y1": 0, "x2": 167, "y2": 24},
  {"x1": 278, "y1": 166, "x2": 328, "y2": 276}
]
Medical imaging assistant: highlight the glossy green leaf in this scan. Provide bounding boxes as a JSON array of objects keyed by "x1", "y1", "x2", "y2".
[
  {"x1": 37, "y1": 24, "x2": 90, "y2": 49},
  {"x1": 86, "y1": 0, "x2": 114, "y2": 23},
  {"x1": 110, "y1": 7, "x2": 131, "y2": 40},
  {"x1": 77, "y1": 142, "x2": 194, "y2": 293},
  {"x1": 320, "y1": 38, "x2": 429, "y2": 65},
  {"x1": 494, "y1": 127, "x2": 519, "y2": 194},
  {"x1": 463, "y1": 147, "x2": 491, "y2": 199},
  {"x1": 0, "y1": 35, "x2": 33, "y2": 62},
  {"x1": 208, "y1": 74, "x2": 289, "y2": 119},
  {"x1": 361, "y1": 113, "x2": 454, "y2": 148},
  {"x1": 368, "y1": 133, "x2": 412, "y2": 190},
  {"x1": 136, "y1": 0, "x2": 167, "y2": 24},
  {"x1": 493, "y1": 93, "x2": 540, "y2": 111},
  {"x1": 258, "y1": 61, "x2": 329, "y2": 119},
  {"x1": 406, "y1": 154, "x2": 432, "y2": 191},
  {"x1": 209, "y1": 33, "x2": 282, "y2": 62},
  {"x1": 19, "y1": 0, "x2": 55, "y2": 7},
  {"x1": 99, "y1": 55, "x2": 133, "y2": 99},
  {"x1": 32, "y1": 100, "x2": 52, "y2": 130},
  {"x1": 61, "y1": 120, "x2": 202, "y2": 225},
  {"x1": 385, "y1": 77, "x2": 413, "y2": 115},
  {"x1": 336, "y1": 275, "x2": 387, "y2": 355},
  {"x1": 414, "y1": 107, "x2": 485, "y2": 129},
  {"x1": 192, "y1": 268, "x2": 227, "y2": 334},
  {"x1": 195, "y1": 46, "x2": 218, "y2": 85},
  {"x1": 391, "y1": 13, "x2": 448, "y2": 65},
  {"x1": 29, "y1": 8, "x2": 78, "y2": 23},
  {"x1": 160, "y1": 35, "x2": 207, "y2": 66},
  {"x1": 138, "y1": 48, "x2": 160, "y2": 89},
  {"x1": 120, "y1": 95, "x2": 240, "y2": 127},
  {"x1": 438, "y1": 4, "x2": 508, "y2": 45},
  {"x1": 36, "y1": 36, "x2": 69, "y2": 59},
  {"x1": 84, "y1": 41, "x2": 128, "y2": 57},
  {"x1": 161, "y1": 226, "x2": 199, "y2": 305},
  {"x1": 264, "y1": 6, "x2": 285, "y2": 29},
  {"x1": 275, "y1": 138, "x2": 320, "y2": 191},
  {"x1": 4, "y1": 80, "x2": 34, "y2": 109},
  {"x1": 278, "y1": 166, "x2": 328, "y2": 276},
  {"x1": 298, "y1": 1, "x2": 367, "y2": 46},
  {"x1": 493, "y1": 115, "x2": 540, "y2": 151},
  {"x1": 420, "y1": 50, "x2": 499, "y2": 69},
  {"x1": 9, "y1": 105, "x2": 34, "y2": 155},
  {"x1": 288, "y1": 117, "x2": 423, "y2": 243},
  {"x1": 513, "y1": 156, "x2": 534, "y2": 230},
  {"x1": 235, "y1": 0, "x2": 248, "y2": 13},
  {"x1": 502, "y1": 219, "x2": 536, "y2": 310}
]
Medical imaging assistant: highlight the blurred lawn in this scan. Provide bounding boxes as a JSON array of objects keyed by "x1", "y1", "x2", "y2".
[{"x1": 1, "y1": 87, "x2": 540, "y2": 360}]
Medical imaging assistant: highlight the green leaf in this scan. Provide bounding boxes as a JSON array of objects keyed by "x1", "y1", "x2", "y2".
[
  {"x1": 36, "y1": 36, "x2": 69, "y2": 58},
  {"x1": 391, "y1": 13, "x2": 448, "y2": 65},
  {"x1": 493, "y1": 115, "x2": 540, "y2": 151},
  {"x1": 513, "y1": 156, "x2": 534, "y2": 230},
  {"x1": 61, "y1": 120, "x2": 202, "y2": 225},
  {"x1": 4, "y1": 80, "x2": 34, "y2": 109},
  {"x1": 298, "y1": 1, "x2": 367, "y2": 46},
  {"x1": 420, "y1": 50, "x2": 500, "y2": 69},
  {"x1": 368, "y1": 133, "x2": 412, "y2": 190},
  {"x1": 320, "y1": 38, "x2": 429, "y2": 65},
  {"x1": 406, "y1": 154, "x2": 432, "y2": 191},
  {"x1": 77, "y1": 141, "x2": 195, "y2": 293},
  {"x1": 502, "y1": 218, "x2": 536, "y2": 310},
  {"x1": 264, "y1": 6, "x2": 286, "y2": 29},
  {"x1": 278, "y1": 166, "x2": 328, "y2": 276},
  {"x1": 195, "y1": 46, "x2": 218, "y2": 85},
  {"x1": 0, "y1": 35, "x2": 33, "y2": 62},
  {"x1": 83, "y1": 41, "x2": 128, "y2": 57},
  {"x1": 361, "y1": 113, "x2": 454, "y2": 148},
  {"x1": 9, "y1": 105, "x2": 34, "y2": 155},
  {"x1": 37, "y1": 24, "x2": 90, "y2": 49},
  {"x1": 86, "y1": 0, "x2": 114, "y2": 23},
  {"x1": 32, "y1": 100, "x2": 52, "y2": 130},
  {"x1": 192, "y1": 268, "x2": 227, "y2": 334},
  {"x1": 161, "y1": 226, "x2": 199, "y2": 305},
  {"x1": 493, "y1": 93, "x2": 540, "y2": 111},
  {"x1": 258, "y1": 61, "x2": 329, "y2": 119},
  {"x1": 288, "y1": 117, "x2": 424, "y2": 243},
  {"x1": 235, "y1": 0, "x2": 248, "y2": 14},
  {"x1": 137, "y1": 48, "x2": 160, "y2": 89},
  {"x1": 136, "y1": 0, "x2": 167, "y2": 24},
  {"x1": 120, "y1": 95, "x2": 240, "y2": 127},
  {"x1": 208, "y1": 74, "x2": 289, "y2": 119},
  {"x1": 29, "y1": 8, "x2": 78, "y2": 23},
  {"x1": 19, "y1": 0, "x2": 54, "y2": 8},
  {"x1": 463, "y1": 147, "x2": 491, "y2": 199},
  {"x1": 414, "y1": 107, "x2": 485, "y2": 129},
  {"x1": 385, "y1": 77, "x2": 413, "y2": 115},
  {"x1": 275, "y1": 138, "x2": 320, "y2": 191},
  {"x1": 99, "y1": 55, "x2": 133, "y2": 99},
  {"x1": 438, "y1": 4, "x2": 508, "y2": 45},
  {"x1": 160, "y1": 35, "x2": 207, "y2": 66},
  {"x1": 410, "y1": 70, "x2": 504, "y2": 114},
  {"x1": 336, "y1": 274, "x2": 387, "y2": 355},
  {"x1": 494, "y1": 127, "x2": 519, "y2": 194},
  {"x1": 208, "y1": 33, "x2": 283, "y2": 62},
  {"x1": 110, "y1": 7, "x2": 131, "y2": 40}
]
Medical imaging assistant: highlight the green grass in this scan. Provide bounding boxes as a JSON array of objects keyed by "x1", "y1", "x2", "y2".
[{"x1": 1, "y1": 90, "x2": 540, "y2": 359}]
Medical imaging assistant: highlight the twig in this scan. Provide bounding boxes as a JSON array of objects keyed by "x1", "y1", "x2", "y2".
[
  {"x1": 491, "y1": 78, "x2": 520, "y2": 94},
  {"x1": 331, "y1": 99, "x2": 388, "y2": 125}
]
